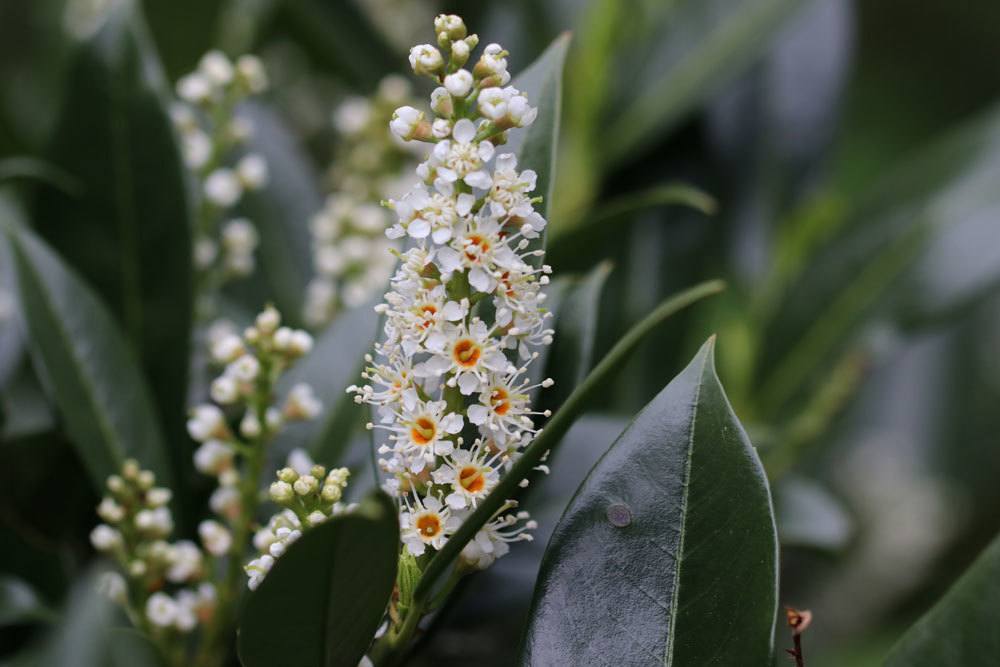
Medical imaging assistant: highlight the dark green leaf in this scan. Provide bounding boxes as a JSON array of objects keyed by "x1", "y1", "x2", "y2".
[
  {"x1": 505, "y1": 33, "x2": 570, "y2": 225},
  {"x1": 142, "y1": 0, "x2": 225, "y2": 80},
  {"x1": 0, "y1": 197, "x2": 173, "y2": 493},
  {"x1": 235, "y1": 102, "x2": 320, "y2": 326},
  {"x1": 238, "y1": 492, "x2": 399, "y2": 667},
  {"x1": 270, "y1": 300, "x2": 380, "y2": 465},
  {"x1": 0, "y1": 577, "x2": 53, "y2": 627},
  {"x1": 40, "y1": 570, "x2": 162, "y2": 667},
  {"x1": 885, "y1": 532, "x2": 1000, "y2": 666},
  {"x1": 541, "y1": 261, "x2": 612, "y2": 410},
  {"x1": 277, "y1": 0, "x2": 401, "y2": 92},
  {"x1": 606, "y1": 0, "x2": 805, "y2": 164},
  {"x1": 757, "y1": 102, "x2": 1000, "y2": 416},
  {"x1": 0, "y1": 229, "x2": 22, "y2": 390},
  {"x1": 413, "y1": 280, "x2": 725, "y2": 609},
  {"x1": 32, "y1": 0, "x2": 193, "y2": 485},
  {"x1": 522, "y1": 337, "x2": 778, "y2": 665}
]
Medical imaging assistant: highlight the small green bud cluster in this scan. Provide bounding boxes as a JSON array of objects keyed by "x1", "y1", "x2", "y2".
[
  {"x1": 245, "y1": 461, "x2": 352, "y2": 590},
  {"x1": 90, "y1": 459, "x2": 218, "y2": 635},
  {"x1": 171, "y1": 50, "x2": 270, "y2": 319}
]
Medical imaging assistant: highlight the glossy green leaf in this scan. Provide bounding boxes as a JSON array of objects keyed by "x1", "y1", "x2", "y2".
[
  {"x1": 757, "y1": 101, "x2": 1000, "y2": 417},
  {"x1": 238, "y1": 492, "x2": 399, "y2": 667},
  {"x1": 32, "y1": 0, "x2": 192, "y2": 483},
  {"x1": 235, "y1": 103, "x2": 319, "y2": 326},
  {"x1": 413, "y1": 280, "x2": 725, "y2": 610},
  {"x1": 606, "y1": 0, "x2": 805, "y2": 164},
  {"x1": 505, "y1": 33, "x2": 570, "y2": 225},
  {"x1": 0, "y1": 576, "x2": 53, "y2": 626},
  {"x1": 0, "y1": 197, "x2": 173, "y2": 493},
  {"x1": 271, "y1": 300, "x2": 380, "y2": 465},
  {"x1": 522, "y1": 338, "x2": 778, "y2": 665},
  {"x1": 884, "y1": 532, "x2": 1000, "y2": 666},
  {"x1": 277, "y1": 0, "x2": 400, "y2": 91}
]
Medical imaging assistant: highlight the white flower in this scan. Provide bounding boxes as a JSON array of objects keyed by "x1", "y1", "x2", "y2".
[
  {"x1": 187, "y1": 404, "x2": 228, "y2": 442},
  {"x1": 193, "y1": 440, "x2": 234, "y2": 475},
  {"x1": 210, "y1": 485, "x2": 241, "y2": 521},
  {"x1": 228, "y1": 353, "x2": 260, "y2": 382},
  {"x1": 237, "y1": 154, "x2": 268, "y2": 190},
  {"x1": 211, "y1": 333, "x2": 245, "y2": 364},
  {"x1": 432, "y1": 443, "x2": 501, "y2": 509},
  {"x1": 444, "y1": 69, "x2": 473, "y2": 97},
  {"x1": 417, "y1": 319, "x2": 513, "y2": 395},
  {"x1": 408, "y1": 44, "x2": 444, "y2": 75},
  {"x1": 204, "y1": 168, "x2": 243, "y2": 207},
  {"x1": 428, "y1": 119, "x2": 494, "y2": 188},
  {"x1": 199, "y1": 50, "x2": 234, "y2": 86},
  {"x1": 97, "y1": 497, "x2": 125, "y2": 523},
  {"x1": 284, "y1": 383, "x2": 322, "y2": 420},
  {"x1": 199, "y1": 520, "x2": 233, "y2": 556},
  {"x1": 177, "y1": 73, "x2": 212, "y2": 104},
  {"x1": 167, "y1": 541, "x2": 204, "y2": 582},
  {"x1": 375, "y1": 399, "x2": 463, "y2": 472},
  {"x1": 146, "y1": 592, "x2": 178, "y2": 628},
  {"x1": 135, "y1": 507, "x2": 173, "y2": 537},
  {"x1": 182, "y1": 130, "x2": 211, "y2": 169},
  {"x1": 477, "y1": 87, "x2": 507, "y2": 121},
  {"x1": 89, "y1": 524, "x2": 122, "y2": 552},
  {"x1": 400, "y1": 494, "x2": 460, "y2": 556},
  {"x1": 210, "y1": 374, "x2": 240, "y2": 404},
  {"x1": 236, "y1": 54, "x2": 268, "y2": 92},
  {"x1": 459, "y1": 511, "x2": 536, "y2": 570},
  {"x1": 390, "y1": 106, "x2": 426, "y2": 141}
]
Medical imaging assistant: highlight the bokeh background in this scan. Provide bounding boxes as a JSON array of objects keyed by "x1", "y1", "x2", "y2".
[{"x1": 2, "y1": 1, "x2": 1000, "y2": 665}]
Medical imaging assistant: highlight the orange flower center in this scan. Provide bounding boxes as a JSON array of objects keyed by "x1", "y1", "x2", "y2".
[
  {"x1": 464, "y1": 234, "x2": 490, "y2": 261},
  {"x1": 410, "y1": 417, "x2": 437, "y2": 445},
  {"x1": 418, "y1": 304, "x2": 437, "y2": 329},
  {"x1": 416, "y1": 513, "x2": 442, "y2": 538},
  {"x1": 453, "y1": 338, "x2": 482, "y2": 367},
  {"x1": 490, "y1": 388, "x2": 510, "y2": 415},
  {"x1": 459, "y1": 465, "x2": 486, "y2": 493}
]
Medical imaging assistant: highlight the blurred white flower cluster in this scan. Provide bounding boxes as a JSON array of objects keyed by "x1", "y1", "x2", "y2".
[
  {"x1": 171, "y1": 51, "x2": 269, "y2": 319},
  {"x1": 244, "y1": 453, "x2": 353, "y2": 590},
  {"x1": 191, "y1": 304, "x2": 318, "y2": 531},
  {"x1": 91, "y1": 304, "x2": 322, "y2": 645},
  {"x1": 350, "y1": 14, "x2": 547, "y2": 570},
  {"x1": 304, "y1": 76, "x2": 421, "y2": 328},
  {"x1": 90, "y1": 459, "x2": 219, "y2": 635}
]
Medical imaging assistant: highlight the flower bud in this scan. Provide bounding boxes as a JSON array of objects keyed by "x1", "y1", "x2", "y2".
[
  {"x1": 293, "y1": 475, "x2": 317, "y2": 496},
  {"x1": 210, "y1": 375, "x2": 240, "y2": 404},
  {"x1": 240, "y1": 411, "x2": 261, "y2": 438},
  {"x1": 408, "y1": 44, "x2": 444, "y2": 76},
  {"x1": 236, "y1": 154, "x2": 268, "y2": 190},
  {"x1": 90, "y1": 524, "x2": 122, "y2": 552},
  {"x1": 146, "y1": 487, "x2": 172, "y2": 507},
  {"x1": 450, "y1": 39, "x2": 470, "y2": 66},
  {"x1": 204, "y1": 168, "x2": 243, "y2": 207},
  {"x1": 236, "y1": 54, "x2": 268, "y2": 93},
  {"x1": 434, "y1": 14, "x2": 467, "y2": 41},
  {"x1": 199, "y1": 520, "x2": 233, "y2": 556},
  {"x1": 277, "y1": 467, "x2": 299, "y2": 483},
  {"x1": 430, "y1": 87, "x2": 453, "y2": 117},
  {"x1": 390, "y1": 106, "x2": 431, "y2": 142},
  {"x1": 199, "y1": 50, "x2": 234, "y2": 86},
  {"x1": 211, "y1": 334, "x2": 244, "y2": 364},
  {"x1": 270, "y1": 481, "x2": 294, "y2": 503},
  {"x1": 444, "y1": 70, "x2": 473, "y2": 98},
  {"x1": 256, "y1": 305, "x2": 281, "y2": 334}
]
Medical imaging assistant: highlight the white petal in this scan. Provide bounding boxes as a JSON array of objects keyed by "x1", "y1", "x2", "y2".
[
  {"x1": 467, "y1": 404, "x2": 489, "y2": 425},
  {"x1": 458, "y1": 373, "x2": 480, "y2": 395},
  {"x1": 453, "y1": 118, "x2": 476, "y2": 144},
  {"x1": 408, "y1": 219, "x2": 431, "y2": 239}
]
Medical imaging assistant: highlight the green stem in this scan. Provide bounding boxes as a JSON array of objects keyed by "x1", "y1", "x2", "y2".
[{"x1": 395, "y1": 280, "x2": 724, "y2": 647}]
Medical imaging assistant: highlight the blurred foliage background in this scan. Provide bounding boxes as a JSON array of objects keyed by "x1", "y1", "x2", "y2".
[{"x1": 2, "y1": 0, "x2": 1000, "y2": 665}]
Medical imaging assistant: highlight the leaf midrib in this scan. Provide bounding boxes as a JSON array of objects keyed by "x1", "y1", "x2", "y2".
[{"x1": 663, "y1": 349, "x2": 709, "y2": 667}]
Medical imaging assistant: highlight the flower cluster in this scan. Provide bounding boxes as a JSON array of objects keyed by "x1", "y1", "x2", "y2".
[
  {"x1": 304, "y1": 76, "x2": 420, "y2": 328},
  {"x1": 190, "y1": 305, "x2": 318, "y2": 527},
  {"x1": 90, "y1": 460, "x2": 218, "y2": 635},
  {"x1": 350, "y1": 14, "x2": 549, "y2": 569},
  {"x1": 244, "y1": 460, "x2": 353, "y2": 590},
  {"x1": 171, "y1": 51, "x2": 269, "y2": 319}
]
